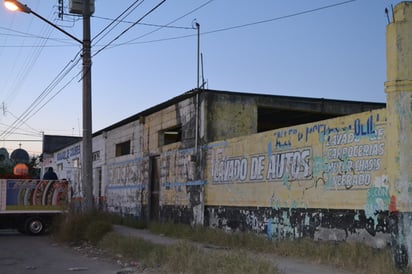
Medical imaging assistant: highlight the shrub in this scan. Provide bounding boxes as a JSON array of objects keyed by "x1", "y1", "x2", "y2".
[{"x1": 53, "y1": 212, "x2": 112, "y2": 245}]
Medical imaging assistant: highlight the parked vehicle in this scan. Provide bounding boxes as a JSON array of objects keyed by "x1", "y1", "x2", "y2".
[{"x1": 0, "y1": 179, "x2": 69, "y2": 235}]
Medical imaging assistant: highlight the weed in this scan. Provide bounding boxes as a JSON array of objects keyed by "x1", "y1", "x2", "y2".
[
  {"x1": 99, "y1": 233, "x2": 279, "y2": 274},
  {"x1": 54, "y1": 214, "x2": 412, "y2": 274},
  {"x1": 52, "y1": 212, "x2": 112, "y2": 245},
  {"x1": 146, "y1": 221, "x2": 412, "y2": 274}
]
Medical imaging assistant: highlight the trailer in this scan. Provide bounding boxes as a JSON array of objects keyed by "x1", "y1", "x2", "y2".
[{"x1": 0, "y1": 179, "x2": 69, "y2": 235}]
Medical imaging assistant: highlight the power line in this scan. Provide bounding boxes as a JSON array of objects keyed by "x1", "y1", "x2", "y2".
[
  {"x1": 204, "y1": 0, "x2": 358, "y2": 35},
  {"x1": 93, "y1": 0, "x2": 167, "y2": 57},
  {"x1": 3, "y1": 109, "x2": 39, "y2": 135},
  {"x1": 113, "y1": 0, "x2": 215, "y2": 49},
  {"x1": 4, "y1": 0, "x2": 168, "y2": 140},
  {"x1": 112, "y1": 0, "x2": 358, "y2": 47},
  {"x1": 0, "y1": 51, "x2": 82, "y2": 140},
  {"x1": 0, "y1": 26, "x2": 77, "y2": 44},
  {"x1": 92, "y1": 0, "x2": 144, "y2": 44},
  {"x1": 93, "y1": 15, "x2": 193, "y2": 30}
]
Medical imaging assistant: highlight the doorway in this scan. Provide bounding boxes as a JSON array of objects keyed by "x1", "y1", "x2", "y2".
[{"x1": 150, "y1": 156, "x2": 160, "y2": 221}]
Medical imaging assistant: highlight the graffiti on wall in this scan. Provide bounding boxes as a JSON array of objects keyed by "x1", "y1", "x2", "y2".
[
  {"x1": 159, "y1": 149, "x2": 198, "y2": 206},
  {"x1": 211, "y1": 148, "x2": 312, "y2": 184},
  {"x1": 207, "y1": 113, "x2": 386, "y2": 211},
  {"x1": 206, "y1": 110, "x2": 389, "y2": 243},
  {"x1": 56, "y1": 144, "x2": 81, "y2": 161},
  {"x1": 210, "y1": 113, "x2": 386, "y2": 191},
  {"x1": 105, "y1": 187, "x2": 144, "y2": 217},
  {"x1": 108, "y1": 158, "x2": 148, "y2": 186},
  {"x1": 106, "y1": 158, "x2": 149, "y2": 216},
  {"x1": 324, "y1": 116, "x2": 385, "y2": 190}
]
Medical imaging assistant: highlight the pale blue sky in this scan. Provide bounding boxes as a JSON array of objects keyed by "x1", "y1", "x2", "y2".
[{"x1": 0, "y1": 0, "x2": 399, "y2": 155}]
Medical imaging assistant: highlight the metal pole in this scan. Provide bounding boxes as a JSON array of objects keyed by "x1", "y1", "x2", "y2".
[
  {"x1": 196, "y1": 22, "x2": 200, "y2": 90},
  {"x1": 3, "y1": 0, "x2": 93, "y2": 212},
  {"x1": 82, "y1": 0, "x2": 93, "y2": 212},
  {"x1": 195, "y1": 23, "x2": 200, "y2": 153}
]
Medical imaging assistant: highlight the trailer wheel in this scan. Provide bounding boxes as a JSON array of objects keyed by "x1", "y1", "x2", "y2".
[{"x1": 25, "y1": 217, "x2": 45, "y2": 235}]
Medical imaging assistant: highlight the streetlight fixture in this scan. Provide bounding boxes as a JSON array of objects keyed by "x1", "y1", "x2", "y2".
[
  {"x1": 4, "y1": 0, "x2": 94, "y2": 212},
  {"x1": 4, "y1": 0, "x2": 29, "y2": 13},
  {"x1": 4, "y1": 0, "x2": 82, "y2": 44}
]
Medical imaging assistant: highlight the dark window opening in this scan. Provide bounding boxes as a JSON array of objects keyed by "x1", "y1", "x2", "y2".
[
  {"x1": 92, "y1": 151, "x2": 100, "y2": 161},
  {"x1": 115, "y1": 140, "x2": 131, "y2": 157},
  {"x1": 257, "y1": 106, "x2": 337, "y2": 133},
  {"x1": 160, "y1": 126, "x2": 182, "y2": 146}
]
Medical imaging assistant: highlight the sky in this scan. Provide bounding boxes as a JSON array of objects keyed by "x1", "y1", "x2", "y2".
[{"x1": 0, "y1": 0, "x2": 401, "y2": 156}]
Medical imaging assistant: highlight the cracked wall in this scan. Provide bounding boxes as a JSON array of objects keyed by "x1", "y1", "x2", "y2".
[{"x1": 205, "y1": 109, "x2": 392, "y2": 248}]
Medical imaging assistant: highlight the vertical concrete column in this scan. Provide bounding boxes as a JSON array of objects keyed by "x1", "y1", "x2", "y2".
[{"x1": 384, "y1": 1, "x2": 412, "y2": 267}]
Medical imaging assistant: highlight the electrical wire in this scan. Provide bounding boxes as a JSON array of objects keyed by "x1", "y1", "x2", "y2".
[
  {"x1": 0, "y1": 26, "x2": 76, "y2": 44},
  {"x1": 4, "y1": 110, "x2": 39, "y2": 135},
  {"x1": 92, "y1": 15, "x2": 193, "y2": 30},
  {"x1": 1, "y1": 1, "x2": 154, "y2": 141},
  {"x1": 1, "y1": 0, "x2": 358, "y2": 146},
  {"x1": 111, "y1": 0, "x2": 357, "y2": 47},
  {"x1": 2, "y1": 52, "x2": 81, "y2": 137},
  {"x1": 2, "y1": 7, "x2": 55, "y2": 108},
  {"x1": 92, "y1": 0, "x2": 144, "y2": 43},
  {"x1": 113, "y1": 0, "x2": 215, "y2": 48},
  {"x1": 93, "y1": 0, "x2": 167, "y2": 58},
  {"x1": 0, "y1": 51, "x2": 82, "y2": 140}
]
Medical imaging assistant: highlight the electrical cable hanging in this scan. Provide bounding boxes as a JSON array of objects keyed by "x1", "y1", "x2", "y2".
[
  {"x1": 113, "y1": 0, "x2": 215, "y2": 49},
  {"x1": 92, "y1": 0, "x2": 166, "y2": 57},
  {"x1": 1, "y1": 0, "x2": 158, "y2": 141},
  {"x1": 111, "y1": 0, "x2": 357, "y2": 48},
  {"x1": 2, "y1": 7, "x2": 56, "y2": 106},
  {"x1": 0, "y1": 51, "x2": 82, "y2": 139},
  {"x1": 92, "y1": 15, "x2": 193, "y2": 30},
  {"x1": 92, "y1": 0, "x2": 143, "y2": 44}
]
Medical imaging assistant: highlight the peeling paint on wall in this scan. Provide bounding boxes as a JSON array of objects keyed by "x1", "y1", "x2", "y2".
[
  {"x1": 205, "y1": 109, "x2": 390, "y2": 248},
  {"x1": 105, "y1": 158, "x2": 149, "y2": 217}
]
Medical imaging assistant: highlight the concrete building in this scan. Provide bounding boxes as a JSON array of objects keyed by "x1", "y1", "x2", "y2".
[{"x1": 43, "y1": 1, "x2": 412, "y2": 267}]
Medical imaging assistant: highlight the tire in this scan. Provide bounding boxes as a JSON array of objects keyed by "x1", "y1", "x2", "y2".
[{"x1": 25, "y1": 217, "x2": 45, "y2": 235}]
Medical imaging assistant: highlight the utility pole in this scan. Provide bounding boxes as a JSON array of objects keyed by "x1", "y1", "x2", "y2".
[
  {"x1": 82, "y1": 0, "x2": 94, "y2": 212},
  {"x1": 3, "y1": 0, "x2": 94, "y2": 212}
]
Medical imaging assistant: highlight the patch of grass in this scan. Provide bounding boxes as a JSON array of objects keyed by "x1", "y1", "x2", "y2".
[
  {"x1": 99, "y1": 233, "x2": 279, "y2": 274},
  {"x1": 52, "y1": 212, "x2": 112, "y2": 245},
  {"x1": 272, "y1": 239, "x2": 403, "y2": 274},
  {"x1": 147, "y1": 222, "x2": 412, "y2": 274},
  {"x1": 53, "y1": 215, "x2": 412, "y2": 274},
  {"x1": 99, "y1": 232, "x2": 162, "y2": 262}
]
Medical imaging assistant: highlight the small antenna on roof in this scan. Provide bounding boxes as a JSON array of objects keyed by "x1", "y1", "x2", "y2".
[
  {"x1": 385, "y1": 7, "x2": 390, "y2": 24},
  {"x1": 385, "y1": 5, "x2": 396, "y2": 24}
]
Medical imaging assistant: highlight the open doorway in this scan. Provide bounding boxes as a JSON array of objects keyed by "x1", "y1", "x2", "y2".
[{"x1": 150, "y1": 156, "x2": 160, "y2": 221}]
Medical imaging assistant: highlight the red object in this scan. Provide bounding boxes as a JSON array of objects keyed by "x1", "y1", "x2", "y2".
[{"x1": 389, "y1": 195, "x2": 398, "y2": 212}]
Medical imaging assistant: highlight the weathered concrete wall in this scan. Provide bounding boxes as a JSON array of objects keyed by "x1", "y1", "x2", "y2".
[
  {"x1": 142, "y1": 97, "x2": 204, "y2": 224},
  {"x1": 104, "y1": 121, "x2": 148, "y2": 217},
  {"x1": 143, "y1": 98, "x2": 197, "y2": 152},
  {"x1": 385, "y1": 1, "x2": 412, "y2": 267},
  {"x1": 204, "y1": 92, "x2": 257, "y2": 141},
  {"x1": 157, "y1": 148, "x2": 205, "y2": 225},
  {"x1": 205, "y1": 109, "x2": 389, "y2": 247},
  {"x1": 101, "y1": 97, "x2": 205, "y2": 223}
]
